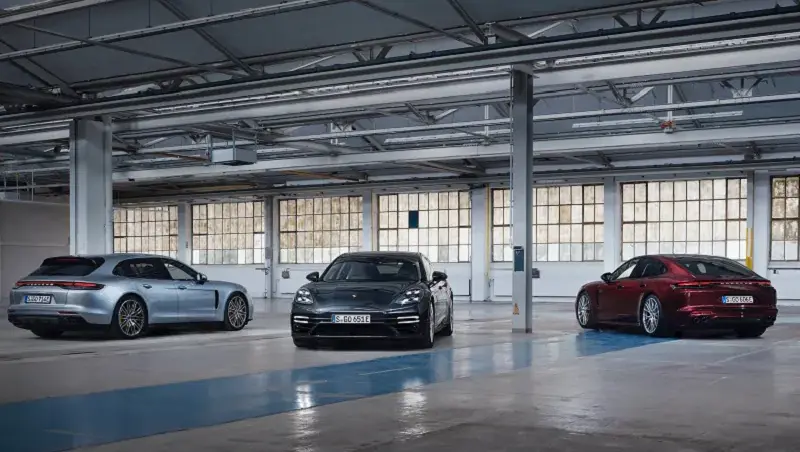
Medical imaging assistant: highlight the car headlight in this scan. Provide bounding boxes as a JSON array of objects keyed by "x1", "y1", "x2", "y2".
[
  {"x1": 396, "y1": 289, "x2": 423, "y2": 305},
  {"x1": 294, "y1": 288, "x2": 314, "y2": 305}
]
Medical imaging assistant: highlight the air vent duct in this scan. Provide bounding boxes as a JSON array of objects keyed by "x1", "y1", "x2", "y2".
[{"x1": 211, "y1": 148, "x2": 257, "y2": 166}]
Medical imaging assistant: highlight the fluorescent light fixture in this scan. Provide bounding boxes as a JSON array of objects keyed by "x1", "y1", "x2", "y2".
[{"x1": 572, "y1": 111, "x2": 743, "y2": 129}]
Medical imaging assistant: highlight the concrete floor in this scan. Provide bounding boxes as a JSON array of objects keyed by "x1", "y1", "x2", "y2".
[{"x1": 1, "y1": 300, "x2": 800, "y2": 452}]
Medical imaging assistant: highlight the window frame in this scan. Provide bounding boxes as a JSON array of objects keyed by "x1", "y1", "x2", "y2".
[
  {"x1": 278, "y1": 195, "x2": 363, "y2": 264},
  {"x1": 113, "y1": 205, "x2": 178, "y2": 258},
  {"x1": 769, "y1": 175, "x2": 800, "y2": 261},
  {"x1": 620, "y1": 178, "x2": 747, "y2": 261},
  {"x1": 377, "y1": 190, "x2": 471, "y2": 264},
  {"x1": 490, "y1": 185, "x2": 604, "y2": 263},
  {"x1": 191, "y1": 201, "x2": 265, "y2": 265}
]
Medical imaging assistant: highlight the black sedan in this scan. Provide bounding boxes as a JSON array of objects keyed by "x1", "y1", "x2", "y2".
[{"x1": 290, "y1": 251, "x2": 454, "y2": 349}]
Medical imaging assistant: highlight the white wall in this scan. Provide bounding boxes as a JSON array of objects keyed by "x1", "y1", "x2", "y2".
[
  {"x1": 490, "y1": 261, "x2": 604, "y2": 301},
  {"x1": 0, "y1": 201, "x2": 70, "y2": 302},
  {"x1": 194, "y1": 264, "x2": 269, "y2": 298}
]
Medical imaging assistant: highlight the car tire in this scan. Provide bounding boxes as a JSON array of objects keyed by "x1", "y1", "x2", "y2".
[
  {"x1": 31, "y1": 328, "x2": 63, "y2": 339},
  {"x1": 110, "y1": 296, "x2": 148, "y2": 340},
  {"x1": 575, "y1": 291, "x2": 598, "y2": 329},
  {"x1": 735, "y1": 326, "x2": 767, "y2": 338},
  {"x1": 416, "y1": 301, "x2": 435, "y2": 349},
  {"x1": 640, "y1": 295, "x2": 672, "y2": 337},
  {"x1": 440, "y1": 295, "x2": 454, "y2": 337},
  {"x1": 293, "y1": 337, "x2": 318, "y2": 349},
  {"x1": 222, "y1": 293, "x2": 249, "y2": 332}
]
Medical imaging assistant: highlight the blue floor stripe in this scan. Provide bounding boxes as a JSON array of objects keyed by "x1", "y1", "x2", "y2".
[{"x1": 0, "y1": 332, "x2": 669, "y2": 452}]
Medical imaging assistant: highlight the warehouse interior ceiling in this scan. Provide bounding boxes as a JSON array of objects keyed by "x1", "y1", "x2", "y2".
[{"x1": 0, "y1": 0, "x2": 799, "y2": 200}]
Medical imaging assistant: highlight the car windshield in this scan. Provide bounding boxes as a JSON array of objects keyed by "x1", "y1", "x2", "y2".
[
  {"x1": 674, "y1": 256, "x2": 758, "y2": 278},
  {"x1": 29, "y1": 257, "x2": 104, "y2": 277},
  {"x1": 322, "y1": 257, "x2": 421, "y2": 282}
]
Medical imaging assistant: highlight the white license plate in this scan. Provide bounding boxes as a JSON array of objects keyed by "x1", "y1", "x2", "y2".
[
  {"x1": 25, "y1": 295, "x2": 53, "y2": 304},
  {"x1": 332, "y1": 314, "x2": 371, "y2": 324},
  {"x1": 722, "y1": 295, "x2": 754, "y2": 304}
]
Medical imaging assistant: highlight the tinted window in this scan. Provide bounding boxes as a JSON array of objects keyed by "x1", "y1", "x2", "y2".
[
  {"x1": 675, "y1": 257, "x2": 757, "y2": 278},
  {"x1": 163, "y1": 260, "x2": 196, "y2": 281},
  {"x1": 421, "y1": 257, "x2": 433, "y2": 282},
  {"x1": 612, "y1": 259, "x2": 638, "y2": 280},
  {"x1": 639, "y1": 259, "x2": 666, "y2": 278},
  {"x1": 323, "y1": 256, "x2": 421, "y2": 282},
  {"x1": 30, "y1": 257, "x2": 104, "y2": 277},
  {"x1": 114, "y1": 259, "x2": 171, "y2": 280}
]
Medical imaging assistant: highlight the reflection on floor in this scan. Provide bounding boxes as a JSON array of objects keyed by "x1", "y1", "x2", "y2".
[{"x1": 0, "y1": 301, "x2": 799, "y2": 452}]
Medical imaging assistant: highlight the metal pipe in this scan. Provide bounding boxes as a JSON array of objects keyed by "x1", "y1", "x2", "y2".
[
  {"x1": 3, "y1": 7, "x2": 800, "y2": 126},
  {"x1": 0, "y1": 0, "x2": 121, "y2": 26}
]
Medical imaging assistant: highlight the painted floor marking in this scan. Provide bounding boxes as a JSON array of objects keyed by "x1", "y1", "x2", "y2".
[{"x1": 0, "y1": 331, "x2": 669, "y2": 452}]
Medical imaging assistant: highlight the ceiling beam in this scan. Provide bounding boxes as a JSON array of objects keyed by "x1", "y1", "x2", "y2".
[
  {"x1": 0, "y1": 0, "x2": 121, "y2": 26},
  {"x1": 113, "y1": 123, "x2": 800, "y2": 182},
  {"x1": 4, "y1": 7, "x2": 798, "y2": 125},
  {"x1": 155, "y1": 0, "x2": 259, "y2": 76}
]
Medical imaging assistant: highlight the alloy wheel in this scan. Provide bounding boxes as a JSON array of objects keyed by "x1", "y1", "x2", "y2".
[
  {"x1": 577, "y1": 294, "x2": 590, "y2": 326},
  {"x1": 642, "y1": 298, "x2": 660, "y2": 334},
  {"x1": 227, "y1": 296, "x2": 248, "y2": 329},
  {"x1": 118, "y1": 299, "x2": 145, "y2": 337}
]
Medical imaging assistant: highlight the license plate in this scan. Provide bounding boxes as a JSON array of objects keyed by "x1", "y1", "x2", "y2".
[
  {"x1": 25, "y1": 295, "x2": 53, "y2": 304},
  {"x1": 722, "y1": 295, "x2": 754, "y2": 304},
  {"x1": 332, "y1": 314, "x2": 370, "y2": 324}
]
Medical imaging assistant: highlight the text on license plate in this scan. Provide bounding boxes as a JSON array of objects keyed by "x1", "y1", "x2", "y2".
[
  {"x1": 722, "y1": 295, "x2": 754, "y2": 304},
  {"x1": 25, "y1": 295, "x2": 53, "y2": 304},
  {"x1": 332, "y1": 314, "x2": 370, "y2": 323}
]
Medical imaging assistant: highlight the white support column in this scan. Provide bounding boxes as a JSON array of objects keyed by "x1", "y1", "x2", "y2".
[
  {"x1": 263, "y1": 196, "x2": 275, "y2": 298},
  {"x1": 603, "y1": 178, "x2": 621, "y2": 272},
  {"x1": 362, "y1": 191, "x2": 374, "y2": 251},
  {"x1": 177, "y1": 203, "x2": 190, "y2": 263},
  {"x1": 470, "y1": 187, "x2": 490, "y2": 301},
  {"x1": 69, "y1": 118, "x2": 112, "y2": 256},
  {"x1": 751, "y1": 171, "x2": 770, "y2": 277},
  {"x1": 510, "y1": 69, "x2": 534, "y2": 334}
]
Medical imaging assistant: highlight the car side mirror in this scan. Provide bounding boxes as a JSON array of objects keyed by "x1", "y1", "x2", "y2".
[
  {"x1": 432, "y1": 271, "x2": 447, "y2": 282},
  {"x1": 197, "y1": 273, "x2": 208, "y2": 284},
  {"x1": 601, "y1": 272, "x2": 613, "y2": 283},
  {"x1": 306, "y1": 271, "x2": 320, "y2": 282}
]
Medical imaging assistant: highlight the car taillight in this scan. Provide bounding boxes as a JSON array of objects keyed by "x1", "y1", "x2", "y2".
[
  {"x1": 672, "y1": 281, "x2": 718, "y2": 289},
  {"x1": 14, "y1": 281, "x2": 104, "y2": 290},
  {"x1": 672, "y1": 280, "x2": 772, "y2": 289}
]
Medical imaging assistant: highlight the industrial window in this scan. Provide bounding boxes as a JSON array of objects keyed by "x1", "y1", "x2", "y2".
[
  {"x1": 770, "y1": 176, "x2": 800, "y2": 261},
  {"x1": 279, "y1": 196, "x2": 363, "y2": 264},
  {"x1": 113, "y1": 206, "x2": 178, "y2": 258},
  {"x1": 491, "y1": 185, "x2": 604, "y2": 262},
  {"x1": 621, "y1": 179, "x2": 746, "y2": 260},
  {"x1": 378, "y1": 191, "x2": 470, "y2": 263},
  {"x1": 191, "y1": 202, "x2": 265, "y2": 265}
]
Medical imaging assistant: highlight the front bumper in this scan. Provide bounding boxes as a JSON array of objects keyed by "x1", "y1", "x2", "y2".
[
  {"x1": 675, "y1": 305, "x2": 778, "y2": 329},
  {"x1": 291, "y1": 306, "x2": 424, "y2": 339}
]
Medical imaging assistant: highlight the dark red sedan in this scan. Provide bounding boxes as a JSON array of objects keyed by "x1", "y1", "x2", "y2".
[{"x1": 576, "y1": 255, "x2": 778, "y2": 338}]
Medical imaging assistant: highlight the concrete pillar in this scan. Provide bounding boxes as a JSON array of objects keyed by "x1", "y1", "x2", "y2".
[
  {"x1": 69, "y1": 118, "x2": 112, "y2": 256},
  {"x1": 510, "y1": 69, "x2": 534, "y2": 334},
  {"x1": 470, "y1": 187, "x2": 489, "y2": 301},
  {"x1": 362, "y1": 191, "x2": 374, "y2": 251},
  {"x1": 177, "y1": 203, "x2": 190, "y2": 263},
  {"x1": 752, "y1": 171, "x2": 770, "y2": 277},
  {"x1": 603, "y1": 177, "x2": 621, "y2": 272}
]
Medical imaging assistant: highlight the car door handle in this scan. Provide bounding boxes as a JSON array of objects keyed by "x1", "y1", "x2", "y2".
[
  {"x1": 142, "y1": 284, "x2": 152, "y2": 289},
  {"x1": 639, "y1": 284, "x2": 647, "y2": 288},
  {"x1": 616, "y1": 285, "x2": 624, "y2": 289},
  {"x1": 178, "y1": 285, "x2": 187, "y2": 290}
]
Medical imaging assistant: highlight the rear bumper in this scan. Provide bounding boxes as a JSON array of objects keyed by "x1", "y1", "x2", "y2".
[
  {"x1": 7, "y1": 312, "x2": 106, "y2": 331},
  {"x1": 290, "y1": 309, "x2": 425, "y2": 340},
  {"x1": 674, "y1": 305, "x2": 778, "y2": 329},
  {"x1": 7, "y1": 303, "x2": 113, "y2": 329}
]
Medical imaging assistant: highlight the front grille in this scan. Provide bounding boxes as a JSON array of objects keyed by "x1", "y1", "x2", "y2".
[{"x1": 312, "y1": 323, "x2": 395, "y2": 337}]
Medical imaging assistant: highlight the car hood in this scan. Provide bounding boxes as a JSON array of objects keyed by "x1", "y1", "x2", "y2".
[{"x1": 305, "y1": 281, "x2": 418, "y2": 309}]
